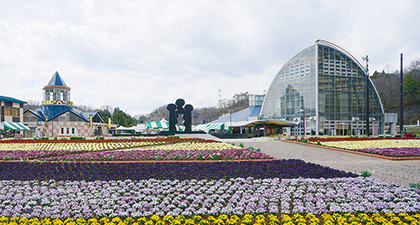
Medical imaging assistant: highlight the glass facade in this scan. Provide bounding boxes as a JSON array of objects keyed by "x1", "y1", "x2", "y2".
[
  {"x1": 44, "y1": 89, "x2": 71, "y2": 102},
  {"x1": 260, "y1": 40, "x2": 384, "y2": 135}
]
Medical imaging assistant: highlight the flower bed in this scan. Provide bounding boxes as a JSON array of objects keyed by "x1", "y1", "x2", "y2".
[
  {"x1": 0, "y1": 137, "x2": 198, "y2": 151},
  {"x1": 318, "y1": 140, "x2": 420, "y2": 157},
  {"x1": 0, "y1": 177, "x2": 418, "y2": 218},
  {"x1": 0, "y1": 141, "x2": 271, "y2": 161},
  {"x1": 0, "y1": 160, "x2": 356, "y2": 181},
  {"x1": 357, "y1": 147, "x2": 420, "y2": 157},
  {"x1": 39, "y1": 149, "x2": 272, "y2": 161},
  {"x1": 294, "y1": 137, "x2": 420, "y2": 158},
  {"x1": 0, "y1": 212, "x2": 419, "y2": 225},
  {"x1": 319, "y1": 140, "x2": 420, "y2": 150},
  {"x1": 305, "y1": 137, "x2": 416, "y2": 143},
  {"x1": 1, "y1": 137, "x2": 419, "y2": 219}
]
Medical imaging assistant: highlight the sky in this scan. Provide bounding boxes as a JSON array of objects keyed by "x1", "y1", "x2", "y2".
[{"x1": 1, "y1": 0, "x2": 419, "y2": 117}]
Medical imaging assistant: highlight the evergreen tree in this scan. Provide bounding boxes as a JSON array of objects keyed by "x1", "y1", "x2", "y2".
[{"x1": 403, "y1": 72, "x2": 420, "y2": 105}]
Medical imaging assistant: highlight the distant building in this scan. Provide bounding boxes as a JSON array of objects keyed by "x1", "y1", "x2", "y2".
[
  {"x1": 23, "y1": 72, "x2": 108, "y2": 137},
  {"x1": 0, "y1": 95, "x2": 29, "y2": 137},
  {"x1": 260, "y1": 40, "x2": 385, "y2": 136}
]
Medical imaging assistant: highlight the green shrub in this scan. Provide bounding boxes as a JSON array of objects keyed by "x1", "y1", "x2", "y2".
[
  {"x1": 239, "y1": 143, "x2": 244, "y2": 148},
  {"x1": 198, "y1": 153, "x2": 204, "y2": 160},
  {"x1": 212, "y1": 154, "x2": 220, "y2": 160},
  {"x1": 409, "y1": 183, "x2": 420, "y2": 190},
  {"x1": 360, "y1": 170, "x2": 372, "y2": 177},
  {"x1": 317, "y1": 141, "x2": 321, "y2": 145}
]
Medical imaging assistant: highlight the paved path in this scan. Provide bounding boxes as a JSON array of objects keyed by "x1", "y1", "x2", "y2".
[{"x1": 222, "y1": 139, "x2": 420, "y2": 187}]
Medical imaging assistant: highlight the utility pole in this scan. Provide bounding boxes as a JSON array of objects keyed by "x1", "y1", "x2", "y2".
[{"x1": 400, "y1": 53, "x2": 404, "y2": 133}]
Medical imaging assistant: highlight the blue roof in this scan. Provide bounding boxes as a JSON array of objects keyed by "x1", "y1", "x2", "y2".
[
  {"x1": 46, "y1": 71, "x2": 68, "y2": 87},
  {"x1": 0, "y1": 95, "x2": 27, "y2": 104},
  {"x1": 24, "y1": 105, "x2": 103, "y2": 123},
  {"x1": 210, "y1": 105, "x2": 261, "y2": 123}
]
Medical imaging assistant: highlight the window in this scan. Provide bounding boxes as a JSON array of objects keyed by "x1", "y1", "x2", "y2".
[
  {"x1": 12, "y1": 108, "x2": 19, "y2": 117},
  {"x1": 4, "y1": 107, "x2": 12, "y2": 116},
  {"x1": 61, "y1": 127, "x2": 64, "y2": 134}
]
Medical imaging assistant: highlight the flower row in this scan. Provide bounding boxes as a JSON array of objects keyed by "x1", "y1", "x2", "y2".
[
  {"x1": 0, "y1": 160, "x2": 356, "y2": 181},
  {"x1": 0, "y1": 142, "x2": 159, "y2": 151},
  {"x1": 357, "y1": 147, "x2": 420, "y2": 157},
  {"x1": 0, "y1": 140, "x2": 241, "y2": 155},
  {"x1": 40, "y1": 149, "x2": 272, "y2": 161},
  {"x1": 0, "y1": 137, "x2": 194, "y2": 144},
  {"x1": 0, "y1": 149, "x2": 272, "y2": 161},
  {"x1": 319, "y1": 140, "x2": 420, "y2": 150},
  {"x1": 0, "y1": 138, "x2": 201, "y2": 151},
  {"x1": 0, "y1": 176, "x2": 418, "y2": 218},
  {"x1": 146, "y1": 142, "x2": 240, "y2": 151},
  {"x1": 306, "y1": 137, "x2": 416, "y2": 143},
  {"x1": 0, "y1": 213, "x2": 419, "y2": 225}
]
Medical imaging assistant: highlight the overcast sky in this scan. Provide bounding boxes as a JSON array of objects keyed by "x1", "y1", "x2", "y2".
[{"x1": 1, "y1": 0, "x2": 419, "y2": 116}]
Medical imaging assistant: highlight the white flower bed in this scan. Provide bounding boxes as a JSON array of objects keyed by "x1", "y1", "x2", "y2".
[{"x1": 0, "y1": 177, "x2": 418, "y2": 218}]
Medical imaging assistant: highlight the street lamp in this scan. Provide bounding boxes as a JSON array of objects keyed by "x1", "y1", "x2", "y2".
[
  {"x1": 352, "y1": 117, "x2": 359, "y2": 136},
  {"x1": 293, "y1": 117, "x2": 300, "y2": 138},
  {"x1": 299, "y1": 109, "x2": 305, "y2": 137},
  {"x1": 309, "y1": 116, "x2": 316, "y2": 135},
  {"x1": 228, "y1": 110, "x2": 232, "y2": 134},
  {"x1": 362, "y1": 55, "x2": 369, "y2": 136}
]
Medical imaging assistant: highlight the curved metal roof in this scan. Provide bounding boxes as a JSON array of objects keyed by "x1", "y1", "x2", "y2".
[{"x1": 0, "y1": 95, "x2": 27, "y2": 104}]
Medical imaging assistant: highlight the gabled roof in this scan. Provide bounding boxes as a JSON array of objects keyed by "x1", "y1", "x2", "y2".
[
  {"x1": 210, "y1": 105, "x2": 261, "y2": 124},
  {"x1": 24, "y1": 105, "x2": 101, "y2": 122},
  {"x1": 0, "y1": 95, "x2": 27, "y2": 104},
  {"x1": 46, "y1": 71, "x2": 68, "y2": 87},
  {"x1": 81, "y1": 111, "x2": 105, "y2": 123}
]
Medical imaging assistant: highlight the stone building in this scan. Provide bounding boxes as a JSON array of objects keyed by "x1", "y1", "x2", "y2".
[{"x1": 23, "y1": 72, "x2": 108, "y2": 137}]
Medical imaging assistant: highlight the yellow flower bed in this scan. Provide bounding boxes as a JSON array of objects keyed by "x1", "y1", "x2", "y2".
[
  {"x1": 0, "y1": 142, "x2": 161, "y2": 151},
  {"x1": 321, "y1": 139, "x2": 420, "y2": 150},
  {"x1": 145, "y1": 142, "x2": 241, "y2": 151},
  {"x1": 0, "y1": 213, "x2": 419, "y2": 225}
]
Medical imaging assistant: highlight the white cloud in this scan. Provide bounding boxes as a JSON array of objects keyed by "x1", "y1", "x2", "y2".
[{"x1": 1, "y1": 0, "x2": 419, "y2": 116}]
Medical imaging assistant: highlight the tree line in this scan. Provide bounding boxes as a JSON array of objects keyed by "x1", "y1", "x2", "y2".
[{"x1": 371, "y1": 59, "x2": 420, "y2": 124}]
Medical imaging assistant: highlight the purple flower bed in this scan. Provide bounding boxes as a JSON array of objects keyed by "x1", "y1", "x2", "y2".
[
  {"x1": 0, "y1": 150, "x2": 87, "y2": 160},
  {"x1": 0, "y1": 160, "x2": 357, "y2": 181},
  {"x1": 39, "y1": 149, "x2": 272, "y2": 161},
  {"x1": 358, "y1": 147, "x2": 420, "y2": 157}
]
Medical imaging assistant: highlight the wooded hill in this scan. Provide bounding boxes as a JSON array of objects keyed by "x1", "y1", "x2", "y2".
[{"x1": 371, "y1": 59, "x2": 420, "y2": 124}]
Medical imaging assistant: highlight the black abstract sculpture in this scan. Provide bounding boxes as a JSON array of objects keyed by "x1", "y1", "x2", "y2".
[{"x1": 166, "y1": 98, "x2": 193, "y2": 133}]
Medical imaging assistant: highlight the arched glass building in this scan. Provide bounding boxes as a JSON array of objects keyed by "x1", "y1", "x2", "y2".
[{"x1": 260, "y1": 40, "x2": 384, "y2": 136}]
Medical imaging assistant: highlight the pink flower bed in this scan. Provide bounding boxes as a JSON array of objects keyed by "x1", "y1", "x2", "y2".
[
  {"x1": 358, "y1": 147, "x2": 420, "y2": 157},
  {"x1": 40, "y1": 149, "x2": 273, "y2": 161}
]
